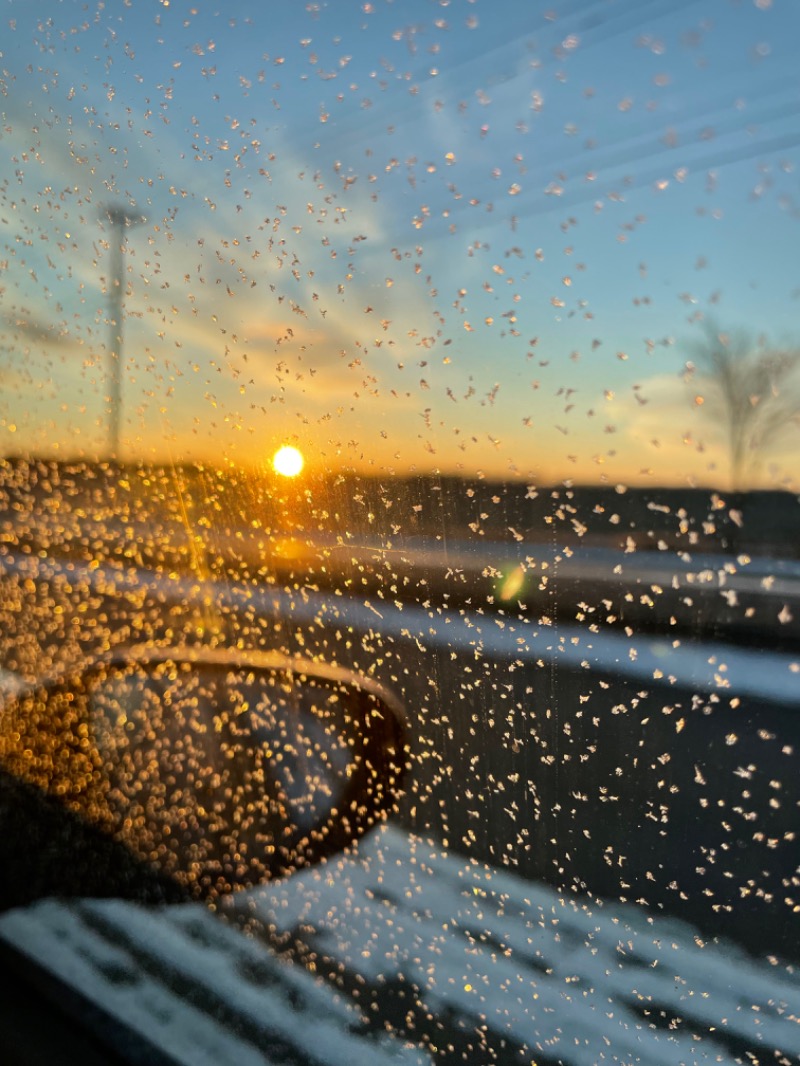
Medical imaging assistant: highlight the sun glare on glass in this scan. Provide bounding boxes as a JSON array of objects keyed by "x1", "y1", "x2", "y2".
[{"x1": 272, "y1": 445, "x2": 305, "y2": 478}]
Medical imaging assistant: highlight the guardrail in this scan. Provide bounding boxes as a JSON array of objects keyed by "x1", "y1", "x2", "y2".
[{"x1": 4, "y1": 516, "x2": 800, "y2": 648}]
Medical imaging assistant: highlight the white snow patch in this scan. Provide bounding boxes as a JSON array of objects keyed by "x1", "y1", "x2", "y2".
[{"x1": 227, "y1": 824, "x2": 800, "y2": 1066}]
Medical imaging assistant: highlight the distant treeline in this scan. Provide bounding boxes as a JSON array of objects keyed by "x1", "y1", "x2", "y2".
[{"x1": 2, "y1": 456, "x2": 798, "y2": 557}]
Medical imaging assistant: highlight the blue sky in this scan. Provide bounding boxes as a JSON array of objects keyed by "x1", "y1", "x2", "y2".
[{"x1": 1, "y1": 0, "x2": 799, "y2": 486}]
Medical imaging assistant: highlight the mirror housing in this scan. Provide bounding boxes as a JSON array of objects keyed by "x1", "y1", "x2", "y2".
[{"x1": 0, "y1": 646, "x2": 407, "y2": 904}]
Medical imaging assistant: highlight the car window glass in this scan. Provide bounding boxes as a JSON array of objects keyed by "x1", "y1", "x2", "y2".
[{"x1": 1, "y1": 1, "x2": 800, "y2": 1063}]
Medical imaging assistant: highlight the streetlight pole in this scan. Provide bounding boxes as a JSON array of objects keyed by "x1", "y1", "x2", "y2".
[{"x1": 105, "y1": 204, "x2": 144, "y2": 459}]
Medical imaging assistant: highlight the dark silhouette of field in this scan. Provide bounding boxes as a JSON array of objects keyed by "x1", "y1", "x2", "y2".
[{"x1": 2, "y1": 456, "x2": 798, "y2": 558}]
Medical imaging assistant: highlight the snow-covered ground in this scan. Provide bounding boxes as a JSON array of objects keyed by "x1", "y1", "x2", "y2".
[{"x1": 2, "y1": 823, "x2": 799, "y2": 1065}]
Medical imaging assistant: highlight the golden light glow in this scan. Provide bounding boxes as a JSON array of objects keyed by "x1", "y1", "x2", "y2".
[{"x1": 272, "y1": 444, "x2": 304, "y2": 478}]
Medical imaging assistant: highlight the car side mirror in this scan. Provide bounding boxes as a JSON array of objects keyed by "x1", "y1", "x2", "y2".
[{"x1": 0, "y1": 647, "x2": 407, "y2": 903}]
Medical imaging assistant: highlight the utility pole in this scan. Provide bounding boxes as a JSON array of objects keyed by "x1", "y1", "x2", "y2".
[{"x1": 105, "y1": 204, "x2": 144, "y2": 459}]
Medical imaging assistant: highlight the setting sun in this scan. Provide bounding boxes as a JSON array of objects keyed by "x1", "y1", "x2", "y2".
[{"x1": 272, "y1": 444, "x2": 304, "y2": 478}]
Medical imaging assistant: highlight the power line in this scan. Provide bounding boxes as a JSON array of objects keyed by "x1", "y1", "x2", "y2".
[
  {"x1": 493, "y1": 98, "x2": 800, "y2": 218},
  {"x1": 270, "y1": 0, "x2": 704, "y2": 164},
  {"x1": 429, "y1": 127, "x2": 800, "y2": 240},
  {"x1": 509, "y1": 74, "x2": 800, "y2": 177}
]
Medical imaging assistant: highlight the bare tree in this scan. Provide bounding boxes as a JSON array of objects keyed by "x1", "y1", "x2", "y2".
[{"x1": 689, "y1": 320, "x2": 800, "y2": 490}]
